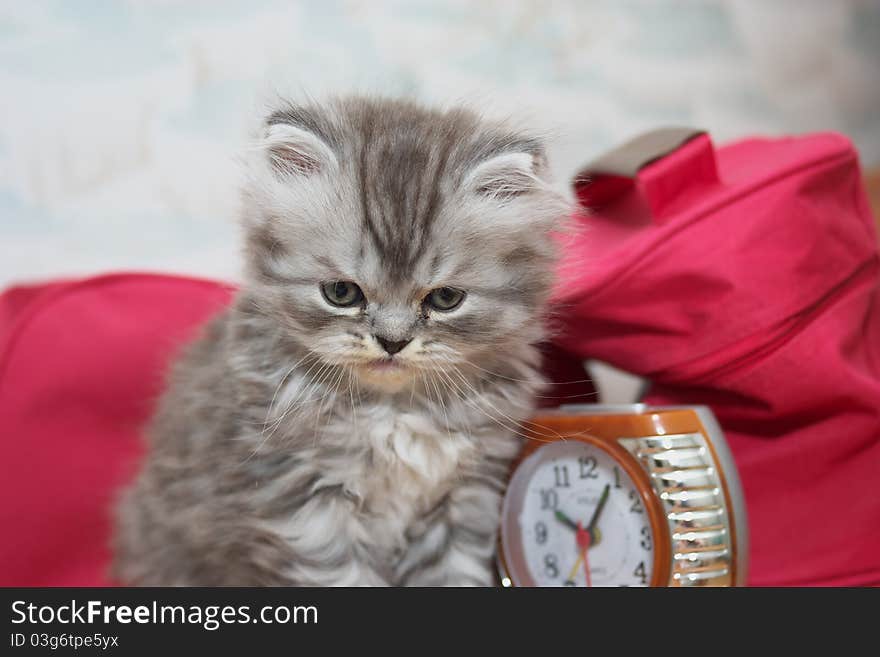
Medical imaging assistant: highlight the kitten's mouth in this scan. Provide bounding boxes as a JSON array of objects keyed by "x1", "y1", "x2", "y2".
[
  {"x1": 368, "y1": 358, "x2": 403, "y2": 371},
  {"x1": 357, "y1": 357, "x2": 411, "y2": 392}
]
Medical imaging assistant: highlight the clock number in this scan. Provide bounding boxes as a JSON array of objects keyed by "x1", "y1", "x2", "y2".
[
  {"x1": 535, "y1": 521, "x2": 548, "y2": 545},
  {"x1": 554, "y1": 465, "x2": 571, "y2": 488},
  {"x1": 578, "y1": 456, "x2": 598, "y2": 479},
  {"x1": 629, "y1": 489, "x2": 643, "y2": 513},
  {"x1": 633, "y1": 560, "x2": 647, "y2": 585},
  {"x1": 640, "y1": 526, "x2": 652, "y2": 551},
  {"x1": 613, "y1": 466, "x2": 622, "y2": 489},
  {"x1": 540, "y1": 488, "x2": 558, "y2": 510},
  {"x1": 544, "y1": 554, "x2": 559, "y2": 578}
]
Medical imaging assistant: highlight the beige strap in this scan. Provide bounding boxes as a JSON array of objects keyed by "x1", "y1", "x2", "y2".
[{"x1": 575, "y1": 127, "x2": 706, "y2": 181}]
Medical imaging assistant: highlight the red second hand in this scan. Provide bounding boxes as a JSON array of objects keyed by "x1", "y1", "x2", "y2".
[{"x1": 576, "y1": 522, "x2": 592, "y2": 588}]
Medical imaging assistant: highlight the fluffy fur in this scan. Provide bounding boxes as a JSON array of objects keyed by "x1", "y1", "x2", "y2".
[{"x1": 113, "y1": 96, "x2": 569, "y2": 586}]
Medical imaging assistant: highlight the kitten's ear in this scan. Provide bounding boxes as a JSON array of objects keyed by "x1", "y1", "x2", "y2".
[
  {"x1": 465, "y1": 150, "x2": 548, "y2": 200},
  {"x1": 262, "y1": 122, "x2": 337, "y2": 177}
]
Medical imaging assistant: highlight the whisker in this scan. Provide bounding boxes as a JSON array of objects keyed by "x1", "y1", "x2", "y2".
[
  {"x1": 259, "y1": 351, "x2": 318, "y2": 430},
  {"x1": 261, "y1": 357, "x2": 329, "y2": 437},
  {"x1": 423, "y1": 355, "x2": 570, "y2": 442},
  {"x1": 425, "y1": 368, "x2": 456, "y2": 444},
  {"x1": 446, "y1": 364, "x2": 568, "y2": 443},
  {"x1": 414, "y1": 354, "x2": 597, "y2": 400},
  {"x1": 314, "y1": 364, "x2": 347, "y2": 443},
  {"x1": 433, "y1": 366, "x2": 556, "y2": 444},
  {"x1": 460, "y1": 358, "x2": 596, "y2": 387}
]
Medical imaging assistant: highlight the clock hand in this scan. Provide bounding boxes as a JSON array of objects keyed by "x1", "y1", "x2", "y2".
[
  {"x1": 582, "y1": 545, "x2": 592, "y2": 588},
  {"x1": 586, "y1": 484, "x2": 611, "y2": 540},
  {"x1": 562, "y1": 522, "x2": 594, "y2": 587},
  {"x1": 561, "y1": 511, "x2": 601, "y2": 587},
  {"x1": 564, "y1": 551, "x2": 584, "y2": 585},
  {"x1": 554, "y1": 484, "x2": 611, "y2": 544},
  {"x1": 554, "y1": 509, "x2": 579, "y2": 532},
  {"x1": 577, "y1": 522, "x2": 593, "y2": 588}
]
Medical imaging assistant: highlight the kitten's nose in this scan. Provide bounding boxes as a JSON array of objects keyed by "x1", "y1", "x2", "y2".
[{"x1": 376, "y1": 337, "x2": 411, "y2": 355}]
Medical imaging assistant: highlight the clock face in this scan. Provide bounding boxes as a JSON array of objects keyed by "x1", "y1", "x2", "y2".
[{"x1": 501, "y1": 440, "x2": 657, "y2": 587}]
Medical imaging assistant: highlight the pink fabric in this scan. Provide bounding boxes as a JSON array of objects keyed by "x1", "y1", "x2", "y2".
[
  {"x1": 553, "y1": 131, "x2": 880, "y2": 586},
  {"x1": 0, "y1": 274, "x2": 234, "y2": 586}
]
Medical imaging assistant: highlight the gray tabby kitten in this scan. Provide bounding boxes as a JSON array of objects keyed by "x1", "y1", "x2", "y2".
[{"x1": 113, "y1": 96, "x2": 569, "y2": 586}]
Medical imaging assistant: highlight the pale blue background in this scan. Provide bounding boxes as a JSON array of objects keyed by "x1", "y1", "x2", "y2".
[{"x1": 2, "y1": 0, "x2": 879, "y2": 287}]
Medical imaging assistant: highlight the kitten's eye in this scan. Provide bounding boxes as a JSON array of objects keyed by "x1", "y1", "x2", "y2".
[
  {"x1": 425, "y1": 287, "x2": 466, "y2": 312},
  {"x1": 320, "y1": 281, "x2": 364, "y2": 307}
]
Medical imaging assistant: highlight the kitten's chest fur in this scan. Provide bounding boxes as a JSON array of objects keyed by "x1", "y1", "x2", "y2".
[
  {"x1": 261, "y1": 395, "x2": 481, "y2": 580},
  {"x1": 354, "y1": 403, "x2": 475, "y2": 516}
]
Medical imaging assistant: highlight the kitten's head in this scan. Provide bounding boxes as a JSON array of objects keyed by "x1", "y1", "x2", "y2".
[{"x1": 241, "y1": 97, "x2": 569, "y2": 392}]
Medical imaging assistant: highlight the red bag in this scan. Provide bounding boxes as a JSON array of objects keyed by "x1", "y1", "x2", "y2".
[
  {"x1": 0, "y1": 275, "x2": 234, "y2": 586},
  {"x1": 549, "y1": 129, "x2": 880, "y2": 586}
]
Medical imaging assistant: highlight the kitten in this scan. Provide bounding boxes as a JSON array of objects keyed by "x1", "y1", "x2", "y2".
[{"x1": 113, "y1": 96, "x2": 569, "y2": 586}]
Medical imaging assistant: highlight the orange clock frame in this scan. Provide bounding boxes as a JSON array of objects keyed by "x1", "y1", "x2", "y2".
[{"x1": 498, "y1": 406, "x2": 746, "y2": 587}]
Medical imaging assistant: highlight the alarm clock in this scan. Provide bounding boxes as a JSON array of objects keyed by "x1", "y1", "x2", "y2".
[{"x1": 498, "y1": 404, "x2": 748, "y2": 587}]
